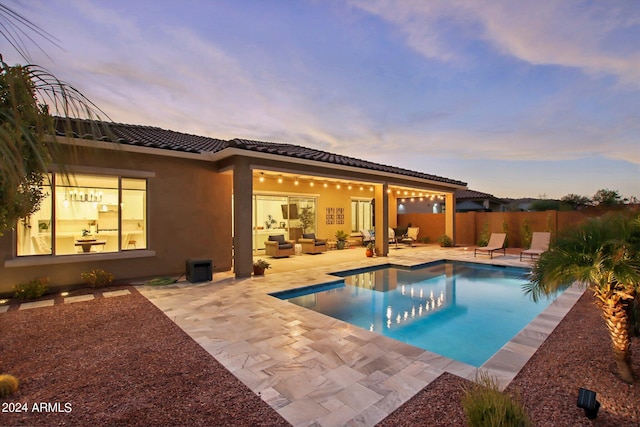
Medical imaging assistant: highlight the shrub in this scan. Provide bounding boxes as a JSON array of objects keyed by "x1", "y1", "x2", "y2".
[
  {"x1": 478, "y1": 221, "x2": 490, "y2": 247},
  {"x1": 502, "y1": 220, "x2": 509, "y2": 247},
  {"x1": 462, "y1": 372, "x2": 532, "y2": 427},
  {"x1": 520, "y1": 219, "x2": 532, "y2": 249},
  {"x1": 0, "y1": 374, "x2": 19, "y2": 398},
  {"x1": 437, "y1": 234, "x2": 453, "y2": 247},
  {"x1": 81, "y1": 269, "x2": 114, "y2": 288},
  {"x1": 13, "y1": 277, "x2": 48, "y2": 299}
]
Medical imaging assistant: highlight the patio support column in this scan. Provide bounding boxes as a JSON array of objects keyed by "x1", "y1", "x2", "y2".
[
  {"x1": 233, "y1": 157, "x2": 253, "y2": 278},
  {"x1": 374, "y1": 183, "x2": 389, "y2": 257},
  {"x1": 445, "y1": 192, "x2": 456, "y2": 246}
]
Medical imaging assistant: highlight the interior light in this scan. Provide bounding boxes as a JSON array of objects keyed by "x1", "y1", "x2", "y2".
[
  {"x1": 336, "y1": 184, "x2": 341, "y2": 189},
  {"x1": 294, "y1": 178, "x2": 299, "y2": 185},
  {"x1": 323, "y1": 182, "x2": 328, "y2": 188},
  {"x1": 348, "y1": 185, "x2": 352, "y2": 190},
  {"x1": 310, "y1": 181, "x2": 314, "y2": 187},
  {"x1": 259, "y1": 173, "x2": 264, "y2": 183},
  {"x1": 277, "y1": 176, "x2": 283, "y2": 184}
]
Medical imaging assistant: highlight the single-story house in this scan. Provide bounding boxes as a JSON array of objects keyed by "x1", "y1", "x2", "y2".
[
  {"x1": 455, "y1": 189, "x2": 507, "y2": 212},
  {"x1": 0, "y1": 119, "x2": 467, "y2": 296}
]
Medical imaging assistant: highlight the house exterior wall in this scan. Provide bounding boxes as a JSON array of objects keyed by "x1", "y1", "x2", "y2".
[{"x1": 0, "y1": 146, "x2": 232, "y2": 296}]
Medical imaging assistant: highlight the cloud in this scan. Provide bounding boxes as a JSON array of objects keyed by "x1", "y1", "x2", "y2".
[{"x1": 350, "y1": 0, "x2": 640, "y2": 86}]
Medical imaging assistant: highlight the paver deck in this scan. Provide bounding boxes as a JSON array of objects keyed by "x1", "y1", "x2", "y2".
[{"x1": 138, "y1": 246, "x2": 584, "y2": 427}]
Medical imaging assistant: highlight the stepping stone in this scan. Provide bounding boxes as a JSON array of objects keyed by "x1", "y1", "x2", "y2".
[
  {"x1": 19, "y1": 299, "x2": 55, "y2": 310},
  {"x1": 0, "y1": 305, "x2": 8, "y2": 313},
  {"x1": 64, "y1": 294, "x2": 95, "y2": 304},
  {"x1": 102, "y1": 289, "x2": 131, "y2": 298}
]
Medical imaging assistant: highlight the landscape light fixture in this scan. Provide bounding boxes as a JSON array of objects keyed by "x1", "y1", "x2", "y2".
[{"x1": 577, "y1": 388, "x2": 600, "y2": 419}]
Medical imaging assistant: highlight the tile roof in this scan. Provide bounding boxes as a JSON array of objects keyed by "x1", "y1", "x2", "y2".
[
  {"x1": 55, "y1": 118, "x2": 467, "y2": 187},
  {"x1": 456, "y1": 189, "x2": 505, "y2": 202}
]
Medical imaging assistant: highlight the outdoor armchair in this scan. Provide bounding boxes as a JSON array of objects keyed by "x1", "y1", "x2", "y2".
[
  {"x1": 264, "y1": 234, "x2": 295, "y2": 258},
  {"x1": 298, "y1": 233, "x2": 327, "y2": 254}
]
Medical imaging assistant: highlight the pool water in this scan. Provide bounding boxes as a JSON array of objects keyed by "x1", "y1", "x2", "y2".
[{"x1": 273, "y1": 261, "x2": 557, "y2": 367}]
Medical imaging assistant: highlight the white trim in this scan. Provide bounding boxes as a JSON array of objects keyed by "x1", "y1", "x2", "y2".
[{"x1": 4, "y1": 250, "x2": 156, "y2": 267}]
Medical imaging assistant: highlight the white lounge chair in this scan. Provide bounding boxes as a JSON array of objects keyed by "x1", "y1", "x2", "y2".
[
  {"x1": 474, "y1": 233, "x2": 506, "y2": 258},
  {"x1": 520, "y1": 232, "x2": 551, "y2": 261},
  {"x1": 401, "y1": 227, "x2": 420, "y2": 247}
]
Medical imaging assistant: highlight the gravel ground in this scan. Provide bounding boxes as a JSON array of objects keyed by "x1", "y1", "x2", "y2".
[
  {"x1": 1, "y1": 286, "x2": 638, "y2": 426},
  {"x1": 0, "y1": 287, "x2": 288, "y2": 427}
]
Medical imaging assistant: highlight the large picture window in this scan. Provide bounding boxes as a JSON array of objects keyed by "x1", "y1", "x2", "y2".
[{"x1": 16, "y1": 173, "x2": 147, "y2": 256}]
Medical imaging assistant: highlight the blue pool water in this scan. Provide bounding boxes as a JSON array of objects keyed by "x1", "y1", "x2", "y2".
[{"x1": 273, "y1": 261, "x2": 557, "y2": 367}]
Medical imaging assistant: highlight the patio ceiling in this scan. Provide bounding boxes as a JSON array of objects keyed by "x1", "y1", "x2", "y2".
[{"x1": 252, "y1": 169, "x2": 450, "y2": 201}]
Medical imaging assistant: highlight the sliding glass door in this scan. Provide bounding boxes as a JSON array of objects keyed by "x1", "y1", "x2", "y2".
[{"x1": 253, "y1": 194, "x2": 317, "y2": 252}]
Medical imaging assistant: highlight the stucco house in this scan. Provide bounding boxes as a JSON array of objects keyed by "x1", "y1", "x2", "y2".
[
  {"x1": 0, "y1": 119, "x2": 467, "y2": 296},
  {"x1": 455, "y1": 189, "x2": 507, "y2": 212}
]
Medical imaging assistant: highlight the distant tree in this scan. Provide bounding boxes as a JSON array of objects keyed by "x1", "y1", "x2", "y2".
[
  {"x1": 561, "y1": 194, "x2": 591, "y2": 210},
  {"x1": 530, "y1": 199, "x2": 560, "y2": 211},
  {"x1": 593, "y1": 189, "x2": 623, "y2": 206}
]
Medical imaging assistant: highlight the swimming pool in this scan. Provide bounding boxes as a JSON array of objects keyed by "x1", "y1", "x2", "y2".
[{"x1": 272, "y1": 261, "x2": 558, "y2": 367}]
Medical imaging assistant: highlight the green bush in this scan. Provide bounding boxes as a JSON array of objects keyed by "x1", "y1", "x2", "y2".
[
  {"x1": 478, "y1": 221, "x2": 490, "y2": 247},
  {"x1": 437, "y1": 234, "x2": 453, "y2": 247},
  {"x1": 13, "y1": 277, "x2": 48, "y2": 299},
  {"x1": 462, "y1": 372, "x2": 532, "y2": 427},
  {"x1": 81, "y1": 269, "x2": 114, "y2": 288},
  {"x1": 0, "y1": 374, "x2": 19, "y2": 398},
  {"x1": 520, "y1": 219, "x2": 532, "y2": 249}
]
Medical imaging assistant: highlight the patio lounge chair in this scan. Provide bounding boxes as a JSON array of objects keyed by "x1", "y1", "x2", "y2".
[
  {"x1": 474, "y1": 233, "x2": 506, "y2": 258},
  {"x1": 264, "y1": 234, "x2": 295, "y2": 258},
  {"x1": 298, "y1": 233, "x2": 327, "y2": 254},
  {"x1": 520, "y1": 232, "x2": 551, "y2": 261},
  {"x1": 401, "y1": 227, "x2": 420, "y2": 247}
]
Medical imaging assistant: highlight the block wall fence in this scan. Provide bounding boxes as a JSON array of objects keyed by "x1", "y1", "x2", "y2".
[{"x1": 399, "y1": 207, "x2": 637, "y2": 248}]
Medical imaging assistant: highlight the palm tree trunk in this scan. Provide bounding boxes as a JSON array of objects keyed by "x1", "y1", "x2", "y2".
[{"x1": 595, "y1": 296, "x2": 635, "y2": 383}]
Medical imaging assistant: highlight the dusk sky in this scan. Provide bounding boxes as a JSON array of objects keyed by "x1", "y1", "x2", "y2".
[{"x1": 5, "y1": 0, "x2": 639, "y2": 199}]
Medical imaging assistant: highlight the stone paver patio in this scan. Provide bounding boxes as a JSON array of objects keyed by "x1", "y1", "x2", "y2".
[{"x1": 137, "y1": 246, "x2": 584, "y2": 427}]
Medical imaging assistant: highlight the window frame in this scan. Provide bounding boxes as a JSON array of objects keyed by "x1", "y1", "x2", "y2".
[{"x1": 14, "y1": 166, "x2": 153, "y2": 259}]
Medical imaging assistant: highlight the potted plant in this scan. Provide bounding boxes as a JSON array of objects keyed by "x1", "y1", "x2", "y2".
[
  {"x1": 298, "y1": 206, "x2": 314, "y2": 233},
  {"x1": 253, "y1": 259, "x2": 271, "y2": 276},
  {"x1": 335, "y1": 230, "x2": 348, "y2": 250},
  {"x1": 365, "y1": 242, "x2": 375, "y2": 257}
]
